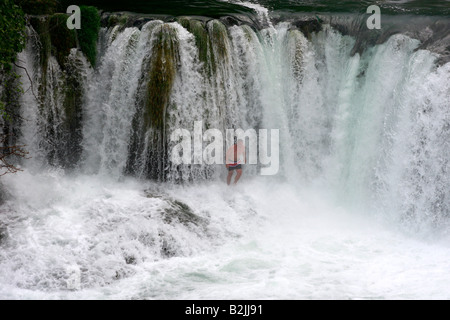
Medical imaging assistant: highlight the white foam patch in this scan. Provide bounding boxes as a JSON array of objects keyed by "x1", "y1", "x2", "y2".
[{"x1": 1, "y1": 171, "x2": 449, "y2": 299}]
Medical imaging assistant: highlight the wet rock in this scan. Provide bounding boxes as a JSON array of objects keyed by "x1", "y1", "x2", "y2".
[
  {"x1": 124, "y1": 255, "x2": 137, "y2": 265},
  {"x1": 292, "y1": 18, "x2": 322, "y2": 38},
  {"x1": 162, "y1": 199, "x2": 207, "y2": 228},
  {"x1": 0, "y1": 184, "x2": 7, "y2": 206},
  {"x1": 219, "y1": 15, "x2": 242, "y2": 27},
  {"x1": 144, "y1": 189, "x2": 208, "y2": 228},
  {"x1": 0, "y1": 224, "x2": 6, "y2": 245},
  {"x1": 158, "y1": 230, "x2": 178, "y2": 258}
]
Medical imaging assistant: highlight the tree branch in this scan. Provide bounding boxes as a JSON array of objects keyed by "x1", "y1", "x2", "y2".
[
  {"x1": 0, "y1": 134, "x2": 30, "y2": 176},
  {"x1": 12, "y1": 61, "x2": 38, "y2": 103}
]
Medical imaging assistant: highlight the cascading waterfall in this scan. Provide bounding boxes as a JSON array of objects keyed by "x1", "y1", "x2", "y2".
[
  {"x1": 1, "y1": 1, "x2": 449, "y2": 299},
  {"x1": 84, "y1": 17, "x2": 272, "y2": 181},
  {"x1": 82, "y1": 22, "x2": 160, "y2": 177},
  {"x1": 321, "y1": 34, "x2": 450, "y2": 231},
  {"x1": 14, "y1": 22, "x2": 91, "y2": 172}
]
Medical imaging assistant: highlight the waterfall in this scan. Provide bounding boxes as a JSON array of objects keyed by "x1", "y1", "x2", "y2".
[
  {"x1": 7, "y1": 11, "x2": 450, "y2": 229},
  {"x1": 15, "y1": 25, "x2": 91, "y2": 172},
  {"x1": 1, "y1": 3, "x2": 449, "y2": 299},
  {"x1": 82, "y1": 22, "x2": 161, "y2": 177}
]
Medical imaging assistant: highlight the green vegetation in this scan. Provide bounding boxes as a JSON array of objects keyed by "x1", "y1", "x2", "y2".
[
  {"x1": 145, "y1": 25, "x2": 178, "y2": 129},
  {"x1": 178, "y1": 18, "x2": 230, "y2": 77},
  {"x1": 0, "y1": 0, "x2": 26, "y2": 73},
  {"x1": 78, "y1": 6, "x2": 100, "y2": 66},
  {"x1": 28, "y1": 13, "x2": 85, "y2": 168},
  {"x1": 60, "y1": 54, "x2": 84, "y2": 168},
  {"x1": 0, "y1": 0, "x2": 28, "y2": 175},
  {"x1": 106, "y1": 13, "x2": 129, "y2": 29},
  {"x1": 178, "y1": 18, "x2": 210, "y2": 65},
  {"x1": 15, "y1": 0, "x2": 59, "y2": 15},
  {"x1": 208, "y1": 20, "x2": 228, "y2": 60},
  {"x1": 0, "y1": 0, "x2": 26, "y2": 120},
  {"x1": 29, "y1": 17, "x2": 50, "y2": 71},
  {"x1": 28, "y1": 5, "x2": 100, "y2": 68},
  {"x1": 49, "y1": 14, "x2": 77, "y2": 67}
]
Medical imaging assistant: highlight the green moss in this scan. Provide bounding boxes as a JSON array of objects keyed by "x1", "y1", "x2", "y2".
[
  {"x1": 63, "y1": 56, "x2": 82, "y2": 129},
  {"x1": 1, "y1": 0, "x2": 26, "y2": 122},
  {"x1": 182, "y1": 19, "x2": 209, "y2": 65},
  {"x1": 0, "y1": 71, "x2": 23, "y2": 127},
  {"x1": 29, "y1": 17, "x2": 51, "y2": 101},
  {"x1": 286, "y1": 29, "x2": 306, "y2": 81},
  {"x1": 106, "y1": 14, "x2": 119, "y2": 27},
  {"x1": 61, "y1": 53, "x2": 84, "y2": 167},
  {"x1": 241, "y1": 25, "x2": 255, "y2": 42},
  {"x1": 77, "y1": 6, "x2": 100, "y2": 66},
  {"x1": 208, "y1": 20, "x2": 228, "y2": 60},
  {"x1": 30, "y1": 17, "x2": 52, "y2": 70},
  {"x1": 106, "y1": 13, "x2": 129, "y2": 28},
  {"x1": 15, "y1": 0, "x2": 58, "y2": 15},
  {"x1": 1, "y1": 0, "x2": 26, "y2": 71},
  {"x1": 177, "y1": 17, "x2": 190, "y2": 29},
  {"x1": 145, "y1": 24, "x2": 178, "y2": 129},
  {"x1": 48, "y1": 13, "x2": 77, "y2": 68},
  {"x1": 200, "y1": 19, "x2": 230, "y2": 78},
  {"x1": 178, "y1": 18, "x2": 223, "y2": 77}
]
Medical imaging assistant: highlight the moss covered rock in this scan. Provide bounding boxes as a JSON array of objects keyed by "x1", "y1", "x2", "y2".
[
  {"x1": 77, "y1": 6, "x2": 100, "y2": 66},
  {"x1": 207, "y1": 19, "x2": 229, "y2": 60},
  {"x1": 105, "y1": 13, "x2": 129, "y2": 29},
  {"x1": 145, "y1": 24, "x2": 179, "y2": 130},
  {"x1": 178, "y1": 18, "x2": 209, "y2": 64},
  {"x1": 48, "y1": 13, "x2": 77, "y2": 67}
]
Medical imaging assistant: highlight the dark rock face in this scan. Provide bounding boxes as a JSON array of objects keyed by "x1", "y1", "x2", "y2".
[
  {"x1": 145, "y1": 190, "x2": 210, "y2": 258},
  {"x1": 0, "y1": 224, "x2": 7, "y2": 245},
  {"x1": 162, "y1": 199, "x2": 207, "y2": 228},
  {"x1": 292, "y1": 18, "x2": 322, "y2": 38}
]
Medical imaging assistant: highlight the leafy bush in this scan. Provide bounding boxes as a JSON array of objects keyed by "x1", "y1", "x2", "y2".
[
  {"x1": 15, "y1": 0, "x2": 59, "y2": 15},
  {"x1": 0, "y1": 0, "x2": 26, "y2": 72},
  {"x1": 77, "y1": 6, "x2": 100, "y2": 66},
  {"x1": 0, "y1": 0, "x2": 26, "y2": 118}
]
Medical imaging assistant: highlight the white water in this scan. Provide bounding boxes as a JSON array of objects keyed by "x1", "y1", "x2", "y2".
[
  {"x1": 1, "y1": 172, "x2": 450, "y2": 299},
  {"x1": 82, "y1": 22, "x2": 162, "y2": 177},
  {"x1": 1, "y1": 11, "x2": 449, "y2": 299}
]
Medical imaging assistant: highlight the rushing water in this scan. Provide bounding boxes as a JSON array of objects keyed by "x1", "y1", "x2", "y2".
[{"x1": 0, "y1": 0, "x2": 449, "y2": 299}]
